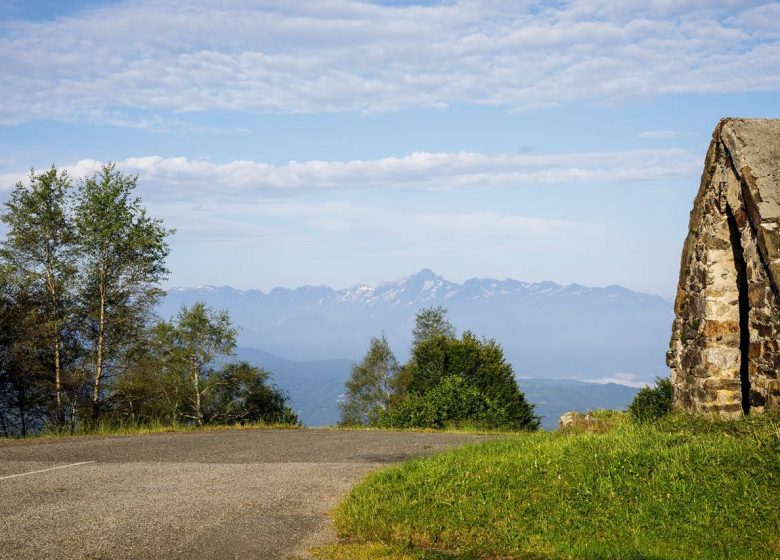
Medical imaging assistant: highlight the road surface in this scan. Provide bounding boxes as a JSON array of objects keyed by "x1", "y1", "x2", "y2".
[{"x1": 0, "y1": 429, "x2": 488, "y2": 559}]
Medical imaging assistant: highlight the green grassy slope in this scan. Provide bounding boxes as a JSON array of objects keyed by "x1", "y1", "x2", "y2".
[{"x1": 318, "y1": 415, "x2": 780, "y2": 560}]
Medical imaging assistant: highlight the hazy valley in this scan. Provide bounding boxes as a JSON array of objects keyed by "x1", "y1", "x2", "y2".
[{"x1": 160, "y1": 269, "x2": 671, "y2": 428}]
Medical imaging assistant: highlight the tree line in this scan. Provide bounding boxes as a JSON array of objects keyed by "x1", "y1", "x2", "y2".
[
  {"x1": 0, "y1": 166, "x2": 296, "y2": 436},
  {"x1": 339, "y1": 306, "x2": 539, "y2": 430}
]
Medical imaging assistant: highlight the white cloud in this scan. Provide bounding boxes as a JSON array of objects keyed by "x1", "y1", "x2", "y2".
[
  {"x1": 637, "y1": 129, "x2": 679, "y2": 139},
  {"x1": 578, "y1": 372, "x2": 656, "y2": 388},
  {"x1": 0, "y1": 148, "x2": 701, "y2": 195},
  {"x1": 0, "y1": 0, "x2": 777, "y2": 124},
  {"x1": 158, "y1": 199, "x2": 601, "y2": 253},
  {"x1": 739, "y1": 3, "x2": 780, "y2": 38}
]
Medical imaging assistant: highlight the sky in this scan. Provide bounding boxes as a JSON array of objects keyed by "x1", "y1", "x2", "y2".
[{"x1": 1, "y1": 0, "x2": 779, "y2": 297}]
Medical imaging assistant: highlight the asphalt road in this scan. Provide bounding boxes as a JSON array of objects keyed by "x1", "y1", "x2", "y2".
[{"x1": 0, "y1": 429, "x2": 489, "y2": 559}]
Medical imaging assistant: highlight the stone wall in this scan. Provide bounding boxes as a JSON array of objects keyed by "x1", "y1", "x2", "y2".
[{"x1": 668, "y1": 118, "x2": 780, "y2": 417}]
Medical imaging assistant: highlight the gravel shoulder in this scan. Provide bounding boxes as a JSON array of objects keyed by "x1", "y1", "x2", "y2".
[{"x1": 0, "y1": 429, "x2": 490, "y2": 559}]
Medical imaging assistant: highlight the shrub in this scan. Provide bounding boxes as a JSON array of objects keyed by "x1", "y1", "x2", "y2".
[
  {"x1": 378, "y1": 392, "x2": 443, "y2": 429},
  {"x1": 629, "y1": 377, "x2": 672, "y2": 422},
  {"x1": 391, "y1": 330, "x2": 539, "y2": 430},
  {"x1": 379, "y1": 374, "x2": 537, "y2": 430},
  {"x1": 345, "y1": 307, "x2": 540, "y2": 431}
]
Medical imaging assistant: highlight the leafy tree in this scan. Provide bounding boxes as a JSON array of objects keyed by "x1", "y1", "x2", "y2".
[
  {"x1": 108, "y1": 306, "x2": 297, "y2": 428},
  {"x1": 205, "y1": 362, "x2": 298, "y2": 425},
  {"x1": 0, "y1": 265, "x2": 49, "y2": 436},
  {"x1": 108, "y1": 305, "x2": 235, "y2": 426},
  {"x1": 411, "y1": 305, "x2": 455, "y2": 347},
  {"x1": 396, "y1": 331, "x2": 539, "y2": 430},
  {"x1": 167, "y1": 303, "x2": 237, "y2": 426},
  {"x1": 376, "y1": 306, "x2": 539, "y2": 430},
  {"x1": 339, "y1": 334, "x2": 400, "y2": 426},
  {"x1": 108, "y1": 322, "x2": 182, "y2": 424},
  {"x1": 0, "y1": 167, "x2": 77, "y2": 426},
  {"x1": 629, "y1": 377, "x2": 673, "y2": 422},
  {"x1": 75, "y1": 163, "x2": 172, "y2": 422}
]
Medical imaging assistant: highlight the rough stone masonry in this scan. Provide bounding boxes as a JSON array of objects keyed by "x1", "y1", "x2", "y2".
[{"x1": 668, "y1": 118, "x2": 780, "y2": 417}]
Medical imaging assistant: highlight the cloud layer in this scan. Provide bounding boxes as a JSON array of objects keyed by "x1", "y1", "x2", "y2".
[
  {"x1": 161, "y1": 202, "x2": 597, "y2": 262},
  {"x1": 0, "y1": 148, "x2": 700, "y2": 196},
  {"x1": 1, "y1": 0, "x2": 778, "y2": 124}
]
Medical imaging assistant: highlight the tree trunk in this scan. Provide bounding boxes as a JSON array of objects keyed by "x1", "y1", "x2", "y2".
[
  {"x1": 69, "y1": 399, "x2": 77, "y2": 435},
  {"x1": 45, "y1": 266, "x2": 64, "y2": 426},
  {"x1": 192, "y1": 358, "x2": 203, "y2": 426},
  {"x1": 0, "y1": 406, "x2": 7, "y2": 437},
  {"x1": 17, "y1": 382, "x2": 27, "y2": 437},
  {"x1": 91, "y1": 279, "x2": 106, "y2": 422},
  {"x1": 53, "y1": 339, "x2": 63, "y2": 425}
]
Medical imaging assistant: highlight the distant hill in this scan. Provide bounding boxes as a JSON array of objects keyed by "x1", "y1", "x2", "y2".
[
  {"x1": 235, "y1": 347, "x2": 352, "y2": 427},
  {"x1": 161, "y1": 269, "x2": 673, "y2": 386},
  {"x1": 235, "y1": 347, "x2": 639, "y2": 430}
]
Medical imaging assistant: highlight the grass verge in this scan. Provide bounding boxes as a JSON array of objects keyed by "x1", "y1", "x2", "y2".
[
  {"x1": 316, "y1": 414, "x2": 780, "y2": 560},
  {"x1": 0, "y1": 421, "x2": 511, "y2": 447},
  {"x1": 0, "y1": 420, "x2": 301, "y2": 446},
  {"x1": 325, "y1": 424, "x2": 529, "y2": 436}
]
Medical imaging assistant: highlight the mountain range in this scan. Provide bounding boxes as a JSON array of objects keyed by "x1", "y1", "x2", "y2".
[
  {"x1": 159, "y1": 269, "x2": 674, "y2": 384},
  {"x1": 156, "y1": 270, "x2": 673, "y2": 427}
]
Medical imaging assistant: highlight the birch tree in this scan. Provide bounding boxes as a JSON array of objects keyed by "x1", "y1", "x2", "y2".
[
  {"x1": 0, "y1": 168, "x2": 76, "y2": 426},
  {"x1": 171, "y1": 303, "x2": 237, "y2": 426},
  {"x1": 75, "y1": 164, "x2": 171, "y2": 422},
  {"x1": 339, "y1": 334, "x2": 399, "y2": 426},
  {"x1": 411, "y1": 306, "x2": 455, "y2": 347}
]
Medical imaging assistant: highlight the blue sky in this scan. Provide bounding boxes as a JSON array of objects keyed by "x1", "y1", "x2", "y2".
[{"x1": 1, "y1": 0, "x2": 779, "y2": 297}]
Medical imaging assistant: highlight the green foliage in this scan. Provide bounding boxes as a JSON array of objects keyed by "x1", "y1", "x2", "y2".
[
  {"x1": 75, "y1": 164, "x2": 172, "y2": 420},
  {"x1": 0, "y1": 266, "x2": 53, "y2": 436},
  {"x1": 152, "y1": 303, "x2": 237, "y2": 426},
  {"x1": 1, "y1": 167, "x2": 76, "y2": 290},
  {"x1": 108, "y1": 303, "x2": 298, "y2": 428},
  {"x1": 629, "y1": 376, "x2": 673, "y2": 422},
  {"x1": 378, "y1": 375, "x2": 486, "y2": 429},
  {"x1": 1, "y1": 167, "x2": 78, "y2": 427},
  {"x1": 411, "y1": 305, "x2": 455, "y2": 347},
  {"x1": 366, "y1": 307, "x2": 539, "y2": 431},
  {"x1": 331, "y1": 414, "x2": 780, "y2": 560},
  {"x1": 171, "y1": 302, "x2": 237, "y2": 371},
  {"x1": 586, "y1": 408, "x2": 630, "y2": 430},
  {"x1": 0, "y1": 165, "x2": 297, "y2": 435},
  {"x1": 205, "y1": 362, "x2": 298, "y2": 425},
  {"x1": 339, "y1": 334, "x2": 399, "y2": 426}
]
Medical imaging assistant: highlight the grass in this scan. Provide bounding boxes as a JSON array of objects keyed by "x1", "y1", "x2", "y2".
[
  {"x1": 0, "y1": 419, "x2": 301, "y2": 446},
  {"x1": 326, "y1": 424, "x2": 530, "y2": 436},
  {"x1": 311, "y1": 543, "x2": 455, "y2": 559},
  {"x1": 316, "y1": 414, "x2": 780, "y2": 560}
]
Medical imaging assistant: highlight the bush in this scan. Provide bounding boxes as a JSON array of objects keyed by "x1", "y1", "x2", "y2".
[
  {"x1": 378, "y1": 375, "x2": 487, "y2": 429},
  {"x1": 344, "y1": 307, "x2": 540, "y2": 431},
  {"x1": 205, "y1": 362, "x2": 299, "y2": 426},
  {"x1": 387, "y1": 330, "x2": 539, "y2": 430},
  {"x1": 379, "y1": 374, "x2": 538, "y2": 431},
  {"x1": 629, "y1": 377, "x2": 672, "y2": 422},
  {"x1": 378, "y1": 393, "x2": 442, "y2": 429}
]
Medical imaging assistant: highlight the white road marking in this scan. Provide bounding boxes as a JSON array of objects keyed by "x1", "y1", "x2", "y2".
[{"x1": 0, "y1": 461, "x2": 95, "y2": 481}]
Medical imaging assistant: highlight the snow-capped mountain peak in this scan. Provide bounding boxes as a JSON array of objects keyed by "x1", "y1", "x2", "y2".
[
  {"x1": 160, "y1": 269, "x2": 672, "y2": 386},
  {"x1": 167, "y1": 269, "x2": 667, "y2": 310}
]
